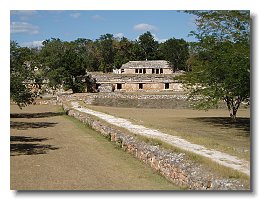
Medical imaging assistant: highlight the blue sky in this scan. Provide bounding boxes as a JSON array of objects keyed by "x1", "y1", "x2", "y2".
[{"x1": 10, "y1": 10, "x2": 197, "y2": 47}]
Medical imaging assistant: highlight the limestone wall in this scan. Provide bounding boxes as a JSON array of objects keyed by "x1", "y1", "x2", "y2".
[
  {"x1": 91, "y1": 73, "x2": 184, "y2": 92},
  {"x1": 58, "y1": 92, "x2": 192, "y2": 109},
  {"x1": 122, "y1": 68, "x2": 173, "y2": 74},
  {"x1": 57, "y1": 93, "x2": 229, "y2": 109},
  {"x1": 98, "y1": 82, "x2": 183, "y2": 92},
  {"x1": 62, "y1": 103, "x2": 248, "y2": 190}
]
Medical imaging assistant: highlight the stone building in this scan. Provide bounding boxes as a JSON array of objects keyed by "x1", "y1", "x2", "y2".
[
  {"x1": 120, "y1": 60, "x2": 173, "y2": 74},
  {"x1": 91, "y1": 60, "x2": 183, "y2": 93}
]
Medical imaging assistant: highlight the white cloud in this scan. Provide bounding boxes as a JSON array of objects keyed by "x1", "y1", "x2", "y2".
[
  {"x1": 152, "y1": 33, "x2": 167, "y2": 43},
  {"x1": 114, "y1": 32, "x2": 124, "y2": 38},
  {"x1": 11, "y1": 22, "x2": 39, "y2": 35},
  {"x1": 133, "y1": 23, "x2": 157, "y2": 32},
  {"x1": 11, "y1": 10, "x2": 38, "y2": 20},
  {"x1": 91, "y1": 14, "x2": 104, "y2": 21},
  {"x1": 20, "y1": 40, "x2": 44, "y2": 48},
  {"x1": 70, "y1": 13, "x2": 81, "y2": 19},
  {"x1": 158, "y1": 38, "x2": 167, "y2": 43}
]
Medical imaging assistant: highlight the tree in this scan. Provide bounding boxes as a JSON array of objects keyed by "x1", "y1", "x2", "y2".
[
  {"x1": 96, "y1": 34, "x2": 115, "y2": 72},
  {"x1": 138, "y1": 31, "x2": 159, "y2": 60},
  {"x1": 72, "y1": 38, "x2": 100, "y2": 72},
  {"x1": 179, "y1": 11, "x2": 250, "y2": 119},
  {"x1": 159, "y1": 38, "x2": 189, "y2": 71},
  {"x1": 113, "y1": 37, "x2": 134, "y2": 68},
  {"x1": 10, "y1": 41, "x2": 39, "y2": 108},
  {"x1": 40, "y1": 38, "x2": 87, "y2": 93},
  {"x1": 131, "y1": 41, "x2": 145, "y2": 61}
]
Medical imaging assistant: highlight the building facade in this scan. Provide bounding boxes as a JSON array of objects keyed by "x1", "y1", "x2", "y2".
[
  {"x1": 92, "y1": 60, "x2": 183, "y2": 93},
  {"x1": 120, "y1": 60, "x2": 173, "y2": 74}
]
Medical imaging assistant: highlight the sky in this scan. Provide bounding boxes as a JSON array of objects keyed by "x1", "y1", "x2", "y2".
[{"x1": 10, "y1": 10, "x2": 197, "y2": 47}]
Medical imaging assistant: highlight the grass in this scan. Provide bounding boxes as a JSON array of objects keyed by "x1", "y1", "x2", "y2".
[
  {"x1": 11, "y1": 104, "x2": 181, "y2": 190},
  {"x1": 60, "y1": 107, "x2": 182, "y2": 190},
  {"x1": 82, "y1": 104, "x2": 250, "y2": 162},
  {"x1": 65, "y1": 101, "x2": 250, "y2": 188}
]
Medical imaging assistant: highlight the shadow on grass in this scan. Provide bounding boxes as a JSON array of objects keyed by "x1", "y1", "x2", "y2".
[
  {"x1": 10, "y1": 136, "x2": 59, "y2": 156},
  {"x1": 10, "y1": 112, "x2": 65, "y2": 119},
  {"x1": 10, "y1": 121, "x2": 57, "y2": 130},
  {"x1": 188, "y1": 117, "x2": 250, "y2": 136}
]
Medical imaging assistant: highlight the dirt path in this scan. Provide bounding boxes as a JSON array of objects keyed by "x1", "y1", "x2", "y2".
[
  {"x1": 10, "y1": 105, "x2": 179, "y2": 190},
  {"x1": 71, "y1": 101, "x2": 250, "y2": 176}
]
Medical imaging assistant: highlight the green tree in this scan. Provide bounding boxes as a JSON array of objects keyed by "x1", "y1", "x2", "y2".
[
  {"x1": 40, "y1": 38, "x2": 87, "y2": 93},
  {"x1": 179, "y1": 11, "x2": 250, "y2": 119},
  {"x1": 10, "y1": 41, "x2": 38, "y2": 108},
  {"x1": 131, "y1": 41, "x2": 145, "y2": 61},
  {"x1": 159, "y1": 38, "x2": 189, "y2": 71},
  {"x1": 72, "y1": 38, "x2": 100, "y2": 72},
  {"x1": 96, "y1": 34, "x2": 115, "y2": 72},
  {"x1": 138, "y1": 31, "x2": 159, "y2": 60},
  {"x1": 113, "y1": 37, "x2": 134, "y2": 68}
]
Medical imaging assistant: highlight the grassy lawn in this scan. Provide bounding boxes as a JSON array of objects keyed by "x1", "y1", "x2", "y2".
[
  {"x1": 10, "y1": 104, "x2": 180, "y2": 190},
  {"x1": 84, "y1": 104, "x2": 250, "y2": 162}
]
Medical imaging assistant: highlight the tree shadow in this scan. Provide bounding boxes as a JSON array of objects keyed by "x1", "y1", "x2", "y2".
[
  {"x1": 188, "y1": 117, "x2": 250, "y2": 136},
  {"x1": 10, "y1": 136, "x2": 48, "y2": 143},
  {"x1": 10, "y1": 112, "x2": 65, "y2": 119},
  {"x1": 10, "y1": 136, "x2": 59, "y2": 156},
  {"x1": 10, "y1": 121, "x2": 57, "y2": 130}
]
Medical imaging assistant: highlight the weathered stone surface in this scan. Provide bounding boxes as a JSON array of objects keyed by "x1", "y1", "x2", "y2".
[
  {"x1": 91, "y1": 72, "x2": 183, "y2": 92},
  {"x1": 57, "y1": 92, "x2": 194, "y2": 109}
]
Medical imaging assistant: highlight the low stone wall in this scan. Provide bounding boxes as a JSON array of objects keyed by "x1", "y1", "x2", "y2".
[
  {"x1": 33, "y1": 98, "x2": 60, "y2": 105},
  {"x1": 58, "y1": 93, "x2": 193, "y2": 109},
  {"x1": 62, "y1": 103, "x2": 248, "y2": 190}
]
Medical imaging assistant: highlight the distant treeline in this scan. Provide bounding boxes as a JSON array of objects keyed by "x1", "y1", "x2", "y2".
[{"x1": 14, "y1": 31, "x2": 191, "y2": 73}]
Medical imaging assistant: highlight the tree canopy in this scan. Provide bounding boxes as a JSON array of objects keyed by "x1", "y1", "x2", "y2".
[
  {"x1": 40, "y1": 38, "x2": 88, "y2": 93},
  {"x1": 138, "y1": 31, "x2": 159, "y2": 60},
  {"x1": 179, "y1": 10, "x2": 250, "y2": 119},
  {"x1": 10, "y1": 41, "x2": 39, "y2": 108},
  {"x1": 159, "y1": 38, "x2": 189, "y2": 71}
]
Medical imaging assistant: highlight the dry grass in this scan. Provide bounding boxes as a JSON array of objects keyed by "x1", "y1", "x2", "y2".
[
  {"x1": 70, "y1": 102, "x2": 250, "y2": 186},
  {"x1": 84, "y1": 104, "x2": 250, "y2": 162},
  {"x1": 10, "y1": 104, "x2": 180, "y2": 190}
]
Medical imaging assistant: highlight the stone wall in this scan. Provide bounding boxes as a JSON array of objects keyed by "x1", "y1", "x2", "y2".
[
  {"x1": 91, "y1": 73, "x2": 182, "y2": 83},
  {"x1": 58, "y1": 92, "x2": 192, "y2": 109},
  {"x1": 98, "y1": 83, "x2": 113, "y2": 93},
  {"x1": 57, "y1": 93, "x2": 230, "y2": 109},
  {"x1": 91, "y1": 72, "x2": 184, "y2": 92},
  {"x1": 122, "y1": 68, "x2": 173, "y2": 74},
  {"x1": 62, "y1": 103, "x2": 248, "y2": 190}
]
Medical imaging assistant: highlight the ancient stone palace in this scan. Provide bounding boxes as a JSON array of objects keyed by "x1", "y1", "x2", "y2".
[{"x1": 91, "y1": 60, "x2": 183, "y2": 93}]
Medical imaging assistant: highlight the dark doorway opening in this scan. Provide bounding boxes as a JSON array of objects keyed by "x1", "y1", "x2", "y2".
[
  {"x1": 165, "y1": 83, "x2": 169, "y2": 89},
  {"x1": 117, "y1": 83, "x2": 122, "y2": 90},
  {"x1": 160, "y1": 68, "x2": 163, "y2": 74}
]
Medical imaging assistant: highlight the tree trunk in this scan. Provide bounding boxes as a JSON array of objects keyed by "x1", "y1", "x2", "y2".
[{"x1": 225, "y1": 96, "x2": 241, "y2": 121}]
